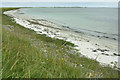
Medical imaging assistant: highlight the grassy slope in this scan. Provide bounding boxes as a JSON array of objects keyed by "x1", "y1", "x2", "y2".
[{"x1": 2, "y1": 8, "x2": 119, "y2": 78}]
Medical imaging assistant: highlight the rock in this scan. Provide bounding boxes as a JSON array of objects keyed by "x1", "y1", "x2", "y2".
[
  {"x1": 103, "y1": 36, "x2": 109, "y2": 38},
  {"x1": 101, "y1": 53, "x2": 109, "y2": 56},
  {"x1": 105, "y1": 54, "x2": 109, "y2": 56},
  {"x1": 87, "y1": 40, "x2": 89, "y2": 42},
  {"x1": 101, "y1": 53, "x2": 105, "y2": 55},
  {"x1": 113, "y1": 53, "x2": 117, "y2": 56},
  {"x1": 112, "y1": 38, "x2": 117, "y2": 40},
  {"x1": 97, "y1": 48, "x2": 109, "y2": 52},
  {"x1": 95, "y1": 43, "x2": 98, "y2": 45},
  {"x1": 92, "y1": 50, "x2": 97, "y2": 52},
  {"x1": 113, "y1": 53, "x2": 120, "y2": 56}
]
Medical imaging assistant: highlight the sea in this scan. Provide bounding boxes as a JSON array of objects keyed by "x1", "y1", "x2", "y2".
[{"x1": 21, "y1": 7, "x2": 118, "y2": 39}]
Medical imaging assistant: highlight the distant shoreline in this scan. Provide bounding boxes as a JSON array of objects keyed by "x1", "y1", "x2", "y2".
[{"x1": 1, "y1": 7, "x2": 118, "y2": 9}]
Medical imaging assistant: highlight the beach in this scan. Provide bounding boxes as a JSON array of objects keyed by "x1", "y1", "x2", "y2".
[{"x1": 4, "y1": 8, "x2": 119, "y2": 68}]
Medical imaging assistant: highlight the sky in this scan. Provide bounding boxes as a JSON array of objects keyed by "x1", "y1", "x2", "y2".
[
  {"x1": 1, "y1": 0, "x2": 119, "y2": 2},
  {"x1": 1, "y1": 2, "x2": 118, "y2": 8},
  {"x1": 1, "y1": 0, "x2": 119, "y2": 7}
]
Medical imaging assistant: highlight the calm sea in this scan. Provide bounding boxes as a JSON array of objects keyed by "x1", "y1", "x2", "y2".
[{"x1": 21, "y1": 8, "x2": 118, "y2": 39}]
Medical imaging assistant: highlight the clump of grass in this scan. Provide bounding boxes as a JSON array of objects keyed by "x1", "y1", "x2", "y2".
[
  {"x1": 2, "y1": 8, "x2": 119, "y2": 78},
  {"x1": 2, "y1": 8, "x2": 19, "y2": 13}
]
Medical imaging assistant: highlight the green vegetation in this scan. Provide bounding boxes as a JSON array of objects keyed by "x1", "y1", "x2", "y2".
[
  {"x1": 2, "y1": 8, "x2": 119, "y2": 78},
  {"x1": 2, "y1": 8, "x2": 19, "y2": 13}
]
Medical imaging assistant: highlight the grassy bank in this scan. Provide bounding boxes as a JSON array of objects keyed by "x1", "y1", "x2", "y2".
[{"x1": 2, "y1": 8, "x2": 119, "y2": 78}]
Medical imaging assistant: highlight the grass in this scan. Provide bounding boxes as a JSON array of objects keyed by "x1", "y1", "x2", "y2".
[{"x1": 2, "y1": 8, "x2": 119, "y2": 78}]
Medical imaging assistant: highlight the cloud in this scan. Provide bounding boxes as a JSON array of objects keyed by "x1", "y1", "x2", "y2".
[{"x1": 2, "y1": 0, "x2": 119, "y2": 2}]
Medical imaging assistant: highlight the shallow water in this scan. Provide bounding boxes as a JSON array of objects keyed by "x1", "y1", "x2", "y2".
[{"x1": 21, "y1": 8, "x2": 118, "y2": 39}]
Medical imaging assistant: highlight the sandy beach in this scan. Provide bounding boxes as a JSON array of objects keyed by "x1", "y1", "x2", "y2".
[{"x1": 4, "y1": 9, "x2": 119, "y2": 68}]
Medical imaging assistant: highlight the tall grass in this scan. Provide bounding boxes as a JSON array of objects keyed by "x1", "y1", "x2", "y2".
[{"x1": 2, "y1": 8, "x2": 119, "y2": 78}]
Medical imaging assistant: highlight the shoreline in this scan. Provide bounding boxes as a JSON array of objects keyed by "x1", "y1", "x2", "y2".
[{"x1": 4, "y1": 9, "x2": 119, "y2": 68}]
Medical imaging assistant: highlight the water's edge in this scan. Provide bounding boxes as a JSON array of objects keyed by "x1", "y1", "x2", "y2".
[{"x1": 21, "y1": 8, "x2": 118, "y2": 40}]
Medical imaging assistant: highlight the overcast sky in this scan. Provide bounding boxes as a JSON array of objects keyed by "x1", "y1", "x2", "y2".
[
  {"x1": 1, "y1": 0, "x2": 119, "y2": 7},
  {"x1": 1, "y1": 0, "x2": 119, "y2": 2}
]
